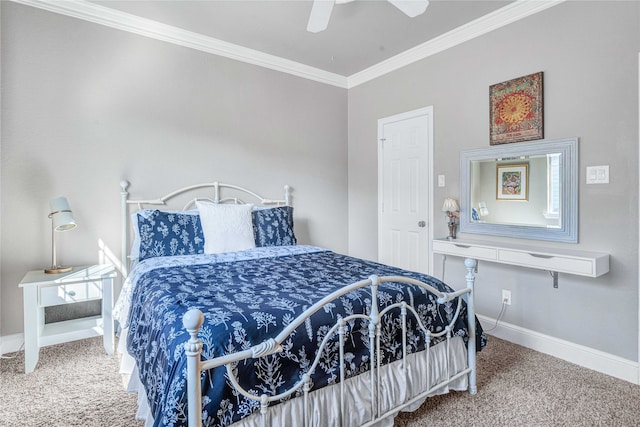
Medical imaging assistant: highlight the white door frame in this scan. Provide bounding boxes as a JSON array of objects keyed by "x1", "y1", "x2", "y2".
[{"x1": 377, "y1": 106, "x2": 435, "y2": 276}]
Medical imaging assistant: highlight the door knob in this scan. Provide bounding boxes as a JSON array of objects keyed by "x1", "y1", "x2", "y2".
[{"x1": 418, "y1": 221, "x2": 426, "y2": 227}]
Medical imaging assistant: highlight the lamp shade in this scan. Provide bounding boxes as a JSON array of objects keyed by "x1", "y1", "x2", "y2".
[
  {"x1": 442, "y1": 198, "x2": 459, "y2": 212},
  {"x1": 49, "y1": 197, "x2": 77, "y2": 231}
]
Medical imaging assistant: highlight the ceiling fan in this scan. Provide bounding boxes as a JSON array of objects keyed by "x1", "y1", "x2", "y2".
[{"x1": 307, "y1": 0, "x2": 430, "y2": 33}]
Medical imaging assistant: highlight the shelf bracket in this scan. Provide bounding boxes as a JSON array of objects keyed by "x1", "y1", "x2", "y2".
[{"x1": 549, "y1": 271, "x2": 559, "y2": 288}]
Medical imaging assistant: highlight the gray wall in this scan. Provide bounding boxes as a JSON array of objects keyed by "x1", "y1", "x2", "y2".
[
  {"x1": 348, "y1": 1, "x2": 639, "y2": 360},
  {"x1": 1, "y1": 2, "x2": 348, "y2": 335}
]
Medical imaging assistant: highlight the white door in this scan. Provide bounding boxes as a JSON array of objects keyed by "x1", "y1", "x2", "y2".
[{"x1": 378, "y1": 107, "x2": 433, "y2": 274}]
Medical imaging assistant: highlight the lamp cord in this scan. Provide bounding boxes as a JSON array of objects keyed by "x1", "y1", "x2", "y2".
[
  {"x1": 483, "y1": 301, "x2": 508, "y2": 333},
  {"x1": 0, "y1": 341, "x2": 25, "y2": 359}
]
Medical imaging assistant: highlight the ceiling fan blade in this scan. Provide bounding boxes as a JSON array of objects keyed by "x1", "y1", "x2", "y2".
[
  {"x1": 388, "y1": 0, "x2": 429, "y2": 18},
  {"x1": 307, "y1": 0, "x2": 336, "y2": 33}
]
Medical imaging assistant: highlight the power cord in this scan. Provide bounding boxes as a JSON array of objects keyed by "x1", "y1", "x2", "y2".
[
  {"x1": 483, "y1": 298, "x2": 508, "y2": 332},
  {"x1": 0, "y1": 341, "x2": 25, "y2": 359}
]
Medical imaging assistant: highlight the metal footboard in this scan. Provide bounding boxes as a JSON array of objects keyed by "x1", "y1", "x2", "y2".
[{"x1": 183, "y1": 259, "x2": 478, "y2": 427}]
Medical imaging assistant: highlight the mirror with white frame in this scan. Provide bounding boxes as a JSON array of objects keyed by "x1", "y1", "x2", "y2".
[{"x1": 459, "y1": 137, "x2": 578, "y2": 243}]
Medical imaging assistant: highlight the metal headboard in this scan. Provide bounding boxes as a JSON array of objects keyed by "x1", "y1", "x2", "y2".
[{"x1": 119, "y1": 180, "x2": 292, "y2": 277}]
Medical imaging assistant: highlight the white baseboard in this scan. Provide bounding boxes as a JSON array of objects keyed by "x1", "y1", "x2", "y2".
[
  {"x1": 478, "y1": 314, "x2": 639, "y2": 385},
  {"x1": 0, "y1": 333, "x2": 24, "y2": 355}
]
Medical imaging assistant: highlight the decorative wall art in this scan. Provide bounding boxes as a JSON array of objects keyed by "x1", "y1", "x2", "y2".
[
  {"x1": 490, "y1": 72, "x2": 543, "y2": 145},
  {"x1": 496, "y1": 164, "x2": 528, "y2": 201}
]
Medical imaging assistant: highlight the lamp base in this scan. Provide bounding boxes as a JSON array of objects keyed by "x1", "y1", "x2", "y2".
[
  {"x1": 44, "y1": 266, "x2": 73, "y2": 274},
  {"x1": 447, "y1": 222, "x2": 457, "y2": 240}
]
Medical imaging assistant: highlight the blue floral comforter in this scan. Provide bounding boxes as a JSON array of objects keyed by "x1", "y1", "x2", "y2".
[{"x1": 125, "y1": 245, "x2": 485, "y2": 427}]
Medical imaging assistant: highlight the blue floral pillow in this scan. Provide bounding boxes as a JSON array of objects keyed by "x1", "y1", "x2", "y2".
[
  {"x1": 136, "y1": 210, "x2": 205, "y2": 260},
  {"x1": 252, "y1": 206, "x2": 297, "y2": 247}
]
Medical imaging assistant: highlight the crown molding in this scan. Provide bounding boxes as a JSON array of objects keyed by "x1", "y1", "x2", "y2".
[
  {"x1": 10, "y1": 0, "x2": 349, "y2": 88},
  {"x1": 347, "y1": 0, "x2": 565, "y2": 88},
  {"x1": 12, "y1": 0, "x2": 564, "y2": 90}
]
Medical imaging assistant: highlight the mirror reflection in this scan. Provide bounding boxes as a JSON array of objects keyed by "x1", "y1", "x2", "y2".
[
  {"x1": 460, "y1": 138, "x2": 578, "y2": 243},
  {"x1": 469, "y1": 152, "x2": 561, "y2": 228}
]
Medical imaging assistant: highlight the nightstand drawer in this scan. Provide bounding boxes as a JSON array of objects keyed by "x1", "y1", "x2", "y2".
[{"x1": 40, "y1": 281, "x2": 103, "y2": 307}]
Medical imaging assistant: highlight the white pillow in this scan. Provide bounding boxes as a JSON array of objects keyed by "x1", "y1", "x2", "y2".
[{"x1": 196, "y1": 202, "x2": 256, "y2": 254}]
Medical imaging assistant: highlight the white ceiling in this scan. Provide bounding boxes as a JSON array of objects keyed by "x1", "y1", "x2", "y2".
[
  {"x1": 17, "y1": 0, "x2": 562, "y2": 87},
  {"x1": 89, "y1": 0, "x2": 511, "y2": 76}
]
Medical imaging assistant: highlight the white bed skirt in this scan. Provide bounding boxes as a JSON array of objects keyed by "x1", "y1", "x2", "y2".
[{"x1": 118, "y1": 332, "x2": 468, "y2": 427}]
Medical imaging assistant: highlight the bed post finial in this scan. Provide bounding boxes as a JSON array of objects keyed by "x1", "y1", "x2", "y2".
[
  {"x1": 183, "y1": 309, "x2": 205, "y2": 427},
  {"x1": 183, "y1": 308, "x2": 204, "y2": 333}
]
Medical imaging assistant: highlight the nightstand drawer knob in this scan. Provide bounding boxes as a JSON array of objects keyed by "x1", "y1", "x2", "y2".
[{"x1": 66, "y1": 290, "x2": 76, "y2": 297}]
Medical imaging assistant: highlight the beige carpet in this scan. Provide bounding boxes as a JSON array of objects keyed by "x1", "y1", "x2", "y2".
[
  {"x1": 396, "y1": 336, "x2": 640, "y2": 427},
  {"x1": 0, "y1": 338, "x2": 142, "y2": 427},
  {"x1": 1, "y1": 335, "x2": 639, "y2": 426}
]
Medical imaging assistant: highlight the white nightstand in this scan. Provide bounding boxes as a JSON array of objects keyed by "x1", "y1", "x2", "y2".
[{"x1": 19, "y1": 264, "x2": 117, "y2": 373}]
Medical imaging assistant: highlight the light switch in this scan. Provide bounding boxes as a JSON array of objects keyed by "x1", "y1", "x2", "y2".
[
  {"x1": 438, "y1": 175, "x2": 445, "y2": 187},
  {"x1": 586, "y1": 165, "x2": 609, "y2": 184}
]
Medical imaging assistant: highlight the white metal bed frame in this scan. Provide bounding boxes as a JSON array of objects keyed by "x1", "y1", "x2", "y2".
[{"x1": 119, "y1": 180, "x2": 477, "y2": 427}]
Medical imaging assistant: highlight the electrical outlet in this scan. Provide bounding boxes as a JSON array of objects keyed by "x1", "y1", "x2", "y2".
[{"x1": 501, "y1": 289, "x2": 512, "y2": 305}]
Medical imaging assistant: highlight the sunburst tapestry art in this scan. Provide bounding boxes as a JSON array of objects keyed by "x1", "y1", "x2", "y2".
[{"x1": 489, "y1": 72, "x2": 543, "y2": 145}]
